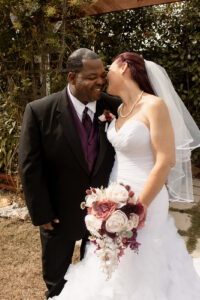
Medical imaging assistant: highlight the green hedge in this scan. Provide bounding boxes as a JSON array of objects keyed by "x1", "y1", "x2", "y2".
[{"x1": 0, "y1": 0, "x2": 199, "y2": 174}]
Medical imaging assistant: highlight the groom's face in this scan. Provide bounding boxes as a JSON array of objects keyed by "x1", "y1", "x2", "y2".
[{"x1": 68, "y1": 58, "x2": 107, "y2": 104}]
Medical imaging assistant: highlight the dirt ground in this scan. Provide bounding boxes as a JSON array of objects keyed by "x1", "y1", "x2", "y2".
[
  {"x1": 0, "y1": 217, "x2": 46, "y2": 300},
  {"x1": 0, "y1": 202, "x2": 80, "y2": 300}
]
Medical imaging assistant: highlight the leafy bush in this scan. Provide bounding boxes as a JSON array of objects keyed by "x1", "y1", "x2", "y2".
[
  {"x1": 0, "y1": 0, "x2": 199, "y2": 174},
  {"x1": 0, "y1": 91, "x2": 20, "y2": 174}
]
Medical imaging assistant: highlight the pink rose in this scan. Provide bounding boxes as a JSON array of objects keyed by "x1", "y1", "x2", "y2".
[{"x1": 92, "y1": 200, "x2": 117, "y2": 221}]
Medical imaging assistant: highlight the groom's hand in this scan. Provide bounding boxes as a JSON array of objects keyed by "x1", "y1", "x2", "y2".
[{"x1": 41, "y1": 218, "x2": 60, "y2": 230}]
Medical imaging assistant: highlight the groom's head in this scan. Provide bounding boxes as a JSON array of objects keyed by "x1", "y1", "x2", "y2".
[{"x1": 67, "y1": 48, "x2": 107, "y2": 104}]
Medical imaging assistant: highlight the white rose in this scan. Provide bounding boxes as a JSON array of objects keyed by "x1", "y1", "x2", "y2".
[
  {"x1": 95, "y1": 188, "x2": 104, "y2": 200},
  {"x1": 105, "y1": 183, "x2": 129, "y2": 203},
  {"x1": 85, "y1": 215, "x2": 102, "y2": 237},
  {"x1": 105, "y1": 210, "x2": 129, "y2": 233},
  {"x1": 98, "y1": 114, "x2": 106, "y2": 122},
  {"x1": 126, "y1": 220, "x2": 135, "y2": 231},
  {"x1": 85, "y1": 194, "x2": 97, "y2": 207},
  {"x1": 85, "y1": 188, "x2": 104, "y2": 207},
  {"x1": 129, "y1": 213, "x2": 139, "y2": 229}
]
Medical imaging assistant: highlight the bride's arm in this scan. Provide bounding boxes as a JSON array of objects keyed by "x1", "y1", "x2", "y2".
[{"x1": 137, "y1": 98, "x2": 175, "y2": 207}]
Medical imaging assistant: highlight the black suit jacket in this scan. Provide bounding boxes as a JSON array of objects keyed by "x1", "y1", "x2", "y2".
[{"x1": 19, "y1": 87, "x2": 120, "y2": 239}]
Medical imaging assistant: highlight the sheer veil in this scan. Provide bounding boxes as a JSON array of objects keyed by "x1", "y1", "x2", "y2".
[{"x1": 144, "y1": 60, "x2": 200, "y2": 202}]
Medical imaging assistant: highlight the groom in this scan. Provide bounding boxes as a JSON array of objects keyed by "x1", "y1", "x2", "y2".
[{"x1": 19, "y1": 48, "x2": 120, "y2": 298}]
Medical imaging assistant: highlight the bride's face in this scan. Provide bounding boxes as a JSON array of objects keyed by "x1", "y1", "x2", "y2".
[{"x1": 106, "y1": 60, "x2": 122, "y2": 96}]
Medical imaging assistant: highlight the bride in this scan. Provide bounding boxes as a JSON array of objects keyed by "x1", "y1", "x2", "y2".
[{"x1": 50, "y1": 52, "x2": 200, "y2": 299}]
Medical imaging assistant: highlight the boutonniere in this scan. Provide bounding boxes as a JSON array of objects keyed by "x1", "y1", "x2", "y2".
[{"x1": 98, "y1": 110, "x2": 116, "y2": 132}]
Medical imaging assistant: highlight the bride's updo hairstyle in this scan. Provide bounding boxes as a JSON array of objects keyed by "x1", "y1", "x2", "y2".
[{"x1": 113, "y1": 52, "x2": 155, "y2": 95}]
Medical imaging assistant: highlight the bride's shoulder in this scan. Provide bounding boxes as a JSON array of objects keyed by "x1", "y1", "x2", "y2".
[
  {"x1": 142, "y1": 94, "x2": 168, "y2": 112},
  {"x1": 142, "y1": 94, "x2": 170, "y2": 124}
]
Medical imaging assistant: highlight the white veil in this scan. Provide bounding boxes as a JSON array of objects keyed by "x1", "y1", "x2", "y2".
[{"x1": 144, "y1": 60, "x2": 200, "y2": 202}]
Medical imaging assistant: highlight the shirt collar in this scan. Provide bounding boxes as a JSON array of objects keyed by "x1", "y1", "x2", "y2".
[{"x1": 67, "y1": 84, "x2": 96, "y2": 115}]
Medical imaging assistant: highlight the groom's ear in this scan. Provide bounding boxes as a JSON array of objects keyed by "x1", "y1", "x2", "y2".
[{"x1": 68, "y1": 72, "x2": 76, "y2": 84}]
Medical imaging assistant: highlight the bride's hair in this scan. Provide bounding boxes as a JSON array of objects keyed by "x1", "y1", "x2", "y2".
[{"x1": 113, "y1": 52, "x2": 155, "y2": 95}]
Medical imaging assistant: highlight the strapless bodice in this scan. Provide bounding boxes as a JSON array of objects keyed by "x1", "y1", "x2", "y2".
[{"x1": 107, "y1": 118, "x2": 155, "y2": 191}]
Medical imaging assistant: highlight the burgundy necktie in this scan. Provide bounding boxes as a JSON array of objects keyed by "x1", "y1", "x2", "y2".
[{"x1": 82, "y1": 107, "x2": 92, "y2": 137}]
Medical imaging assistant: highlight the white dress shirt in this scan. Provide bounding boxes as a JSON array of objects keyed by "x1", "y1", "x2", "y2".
[{"x1": 67, "y1": 85, "x2": 96, "y2": 122}]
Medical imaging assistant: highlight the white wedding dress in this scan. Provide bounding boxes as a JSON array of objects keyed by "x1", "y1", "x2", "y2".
[{"x1": 51, "y1": 119, "x2": 200, "y2": 300}]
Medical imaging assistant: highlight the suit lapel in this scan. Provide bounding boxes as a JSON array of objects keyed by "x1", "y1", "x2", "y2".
[
  {"x1": 92, "y1": 99, "x2": 109, "y2": 177},
  {"x1": 56, "y1": 88, "x2": 89, "y2": 175}
]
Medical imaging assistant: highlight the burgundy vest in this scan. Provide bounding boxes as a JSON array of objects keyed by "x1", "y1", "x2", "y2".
[{"x1": 67, "y1": 92, "x2": 99, "y2": 173}]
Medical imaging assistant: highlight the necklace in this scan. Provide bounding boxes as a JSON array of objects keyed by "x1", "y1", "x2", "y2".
[{"x1": 118, "y1": 90, "x2": 144, "y2": 118}]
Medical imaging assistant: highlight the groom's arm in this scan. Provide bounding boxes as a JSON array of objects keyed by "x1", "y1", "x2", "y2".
[{"x1": 19, "y1": 103, "x2": 55, "y2": 226}]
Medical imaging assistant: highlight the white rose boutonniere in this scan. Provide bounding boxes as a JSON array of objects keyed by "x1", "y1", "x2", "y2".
[{"x1": 98, "y1": 110, "x2": 115, "y2": 132}]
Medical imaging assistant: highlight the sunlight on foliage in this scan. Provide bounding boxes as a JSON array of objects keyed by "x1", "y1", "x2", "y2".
[
  {"x1": 45, "y1": 6, "x2": 57, "y2": 17},
  {"x1": 0, "y1": 0, "x2": 199, "y2": 174},
  {"x1": 69, "y1": 0, "x2": 97, "y2": 5}
]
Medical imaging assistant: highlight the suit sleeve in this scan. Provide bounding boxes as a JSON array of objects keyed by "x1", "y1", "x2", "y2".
[{"x1": 18, "y1": 103, "x2": 55, "y2": 226}]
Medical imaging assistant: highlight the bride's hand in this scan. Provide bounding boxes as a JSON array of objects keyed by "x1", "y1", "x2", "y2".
[{"x1": 137, "y1": 203, "x2": 147, "y2": 230}]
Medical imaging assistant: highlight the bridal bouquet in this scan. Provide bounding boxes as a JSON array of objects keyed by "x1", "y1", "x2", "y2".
[{"x1": 81, "y1": 182, "x2": 146, "y2": 279}]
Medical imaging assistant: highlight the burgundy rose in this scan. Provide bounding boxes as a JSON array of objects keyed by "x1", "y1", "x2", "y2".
[
  {"x1": 105, "y1": 113, "x2": 112, "y2": 121},
  {"x1": 120, "y1": 203, "x2": 135, "y2": 216},
  {"x1": 133, "y1": 202, "x2": 145, "y2": 216},
  {"x1": 120, "y1": 202, "x2": 146, "y2": 229}
]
